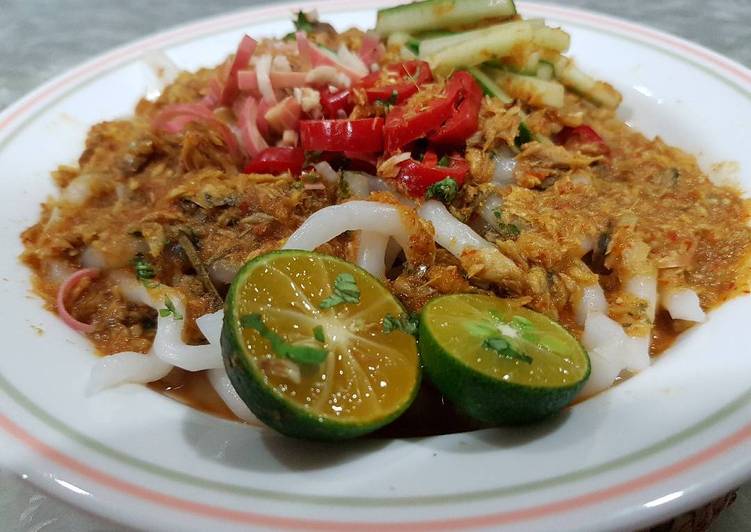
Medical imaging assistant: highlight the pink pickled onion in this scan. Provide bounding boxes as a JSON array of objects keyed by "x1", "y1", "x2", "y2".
[
  {"x1": 56, "y1": 268, "x2": 99, "y2": 333},
  {"x1": 152, "y1": 103, "x2": 241, "y2": 160},
  {"x1": 296, "y1": 32, "x2": 364, "y2": 82},
  {"x1": 270, "y1": 71, "x2": 308, "y2": 88},
  {"x1": 202, "y1": 78, "x2": 223, "y2": 109},
  {"x1": 235, "y1": 97, "x2": 269, "y2": 157},
  {"x1": 359, "y1": 32, "x2": 385, "y2": 68},
  {"x1": 219, "y1": 35, "x2": 257, "y2": 106},
  {"x1": 237, "y1": 70, "x2": 259, "y2": 93},
  {"x1": 256, "y1": 98, "x2": 273, "y2": 138},
  {"x1": 264, "y1": 96, "x2": 302, "y2": 133}
]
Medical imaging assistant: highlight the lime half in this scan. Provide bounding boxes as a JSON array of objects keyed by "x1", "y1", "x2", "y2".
[
  {"x1": 419, "y1": 294, "x2": 589, "y2": 424},
  {"x1": 221, "y1": 250, "x2": 420, "y2": 440}
]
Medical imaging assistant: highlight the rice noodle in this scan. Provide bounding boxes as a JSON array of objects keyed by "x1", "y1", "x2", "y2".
[
  {"x1": 60, "y1": 173, "x2": 98, "y2": 206},
  {"x1": 87, "y1": 351, "x2": 172, "y2": 395},
  {"x1": 282, "y1": 201, "x2": 412, "y2": 252},
  {"x1": 313, "y1": 161, "x2": 339, "y2": 184},
  {"x1": 661, "y1": 288, "x2": 706, "y2": 322},
  {"x1": 478, "y1": 194, "x2": 503, "y2": 231},
  {"x1": 356, "y1": 231, "x2": 390, "y2": 278},
  {"x1": 579, "y1": 312, "x2": 631, "y2": 397},
  {"x1": 342, "y1": 171, "x2": 370, "y2": 197},
  {"x1": 625, "y1": 275, "x2": 657, "y2": 322},
  {"x1": 492, "y1": 148, "x2": 517, "y2": 185},
  {"x1": 207, "y1": 369, "x2": 260, "y2": 424},
  {"x1": 573, "y1": 283, "x2": 608, "y2": 326}
]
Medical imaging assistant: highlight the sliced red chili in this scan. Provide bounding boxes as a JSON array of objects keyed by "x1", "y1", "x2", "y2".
[
  {"x1": 397, "y1": 152, "x2": 469, "y2": 197},
  {"x1": 300, "y1": 118, "x2": 384, "y2": 153},
  {"x1": 554, "y1": 125, "x2": 609, "y2": 156},
  {"x1": 243, "y1": 147, "x2": 305, "y2": 175},
  {"x1": 319, "y1": 88, "x2": 353, "y2": 119},
  {"x1": 428, "y1": 71, "x2": 483, "y2": 146},
  {"x1": 356, "y1": 60, "x2": 433, "y2": 104}
]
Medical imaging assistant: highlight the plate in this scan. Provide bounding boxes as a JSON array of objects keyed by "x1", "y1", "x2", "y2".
[{"x1": 1, "y1": 1, "x2": 750, "y2": 530}]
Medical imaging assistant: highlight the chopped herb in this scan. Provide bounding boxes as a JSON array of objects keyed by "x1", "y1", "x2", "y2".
[
  {"x1": 383, "y1": 313, "x2": 419, "y2": 336},
  {"x1": 338, "y1": 176, "x2": 351, "y2": 199},
  {"x1": 319, "y1": 273, "x2": 361, "y2": 309},
  {"x1": 405, "y1": 38, "x2": 420, "y2": 55},
  {"x1": 437, "y1": 155, "x2": 451, "y2": 167},
  {"x1": 483, "y1": 336, "x2": 533, "y2": 364},
  {"x1": 313, "y1": 325, "x2": 326, "y2": 343},
  {"x1": 514, "y1": 122, "x2": 533, "y2": 148},
  {"x1": 376, "y1": 90, "x2": 398, "y2": 111},
  {"x1": 159, "y1": 297, "x2": 183, "y2": 320},
  {"x1": 425, "y1": 177, "x2": 458, "y2": 203},
  {"x1": 293, "y1": 11, "x2": 315, "y2": 32},
  {"x1": 133, "y1": 254, "x2": 157, "y2": 287},
  {"x1": 241, "y1": 313, "x2": 328, "y2": 364},
  {"x1": 492, "y1": 209, "x2": 520, "y2": 239}
]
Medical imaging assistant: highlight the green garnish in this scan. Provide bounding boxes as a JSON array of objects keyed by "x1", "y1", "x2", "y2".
[
  {"x1": 159, "y1": 297, "x2": 183, "y2": 320},
  {"x1": 376, "y1": 90, "x2": 398, "y2": 111},
  {"x1": 482, "y1": 336, "x2": 533, "y2": 364},
  {"x1": 437, "y1": 155, "x2": 451, "y2": 167},
  {"x1": 293, "y1": 11, "x2": 315, "y2": 32},
  {"x1": 383, "y1": 313, "x2": 418, "y2": 336},
  {"x1": 492, "y1": 209, "x2": 521, "y2": 240},
  {"x1": 514, "y1": 122, "x2": 533, "y2": 148},
  {"x1": 338, "y1": 176, "x2": 351, "y2": 199},
  {"x1": 134, "y1": 254, "x2": 157, "y2": 287},
  {"x1": 241, "y1": 313, "x2": 328, "y2": 364},
  {"x1": 313, "y1": 325, "x2": 326, "y2": 343},
  {"x1": 320, "y1": 273, "x2": 361, "y2": 309},
  {"x1": 425, "y1": 177, "x2": 458, "y2": 203}
]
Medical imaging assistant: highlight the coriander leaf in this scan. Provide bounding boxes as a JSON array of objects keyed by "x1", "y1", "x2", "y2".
[
  {"x1": 425, "y1": 177, "x2": 458, "y2": 204},
  {"x1": 159, "y1": 296, "x2": 183, "y2": 320},
  {"x1": 383, "y1": 313, "x2": 418, "y2": 336},
  {"x1": 492, "y1": 209, "x2": 521, "y2": 240},
  {"x1": 483, "y1": 336, "x2": 532, "y2": 364},
  {"x1": 313, "y1": 325, "x2": 326, "y2": 343},
  {"x1": 375, "y1": 90, "x2": 398, "y2": 111},
  {"x1": 240, "y1": 313, "x2": 328, "y2": 364},
  {"x1": 293, "y1": 11, "x2": 314, "y2": 32},
  {"x1": 437, "y1": 155, "x2": 451, "y2": 167},
  {"x1": 514, "y1": 122, "x2": 533, "y2": 148},
  {"x1": 133, "y1": 254, "x2": 157, "y2": 287},
  {"x1": 319, "y1": 273, "x2": 361, "y2": 309}
]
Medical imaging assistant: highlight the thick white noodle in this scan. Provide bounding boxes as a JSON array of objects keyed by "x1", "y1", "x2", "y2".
[
  {"x1": 478, "y1": 194, "x2": 503, "y2": 231},
  {"x1": 207, "y1": 369, "x2": 259, "y2": 424},
  {"x1": 342, "y1": 172, "x2": 370, "y2": 197},
  {"x1": 661, "y1": 288, "x2": 706, "y2": 322},
  {"x1": 313, "y1": 161, "x2": 339, "y2": 184},
  {"x1": 492, "y1": 147, "x2": 517, "y2": 185},
  {"x1": 356, "y1": 231, "x2": 390, "y2": 278},
  {"x1": 579, "y1": 312, "x2": 628, "y2": 397},
  {"x1": 625, "y1": 275, "x2": 657, "y2": 321},
  {"x1": 573, "y1": 283, "x2": 608, "y2": 326},
  {"x1": 195, "y1": 309, "x2": 224, "y2": 345},
  {"x1": 418, "y1": 200, "x2": 491, "y2": 255},
  {"x1": 87, "y1": 351, "x2": 172, "y2": 395},
  {"x1": 282, "y1": 201, "x2": 412, "y2": 252}
]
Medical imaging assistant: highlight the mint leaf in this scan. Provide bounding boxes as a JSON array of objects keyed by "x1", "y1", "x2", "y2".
[
  {"x1": 383, "y1": 313, "x2": 418, "y2": 336},
  {"x1": 319, "y1": 273, "x2": 361, "y2": 309},
  {"x1": 425, "y1": 177, "x2": 458, "y2": 204},
  {"x1": 483, "y1": 336, "x2": 532, "y2": 364},
  {"x1": 240, "y1": 313, "x2": 328, "y2": 364},
  {"x1": 313, "y1": 325, "x2": 326, "y2": 343}
]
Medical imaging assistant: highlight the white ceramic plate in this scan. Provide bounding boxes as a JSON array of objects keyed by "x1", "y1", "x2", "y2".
[{"x1": 1, "y1": 1, "x2": 750, "y2": 530}]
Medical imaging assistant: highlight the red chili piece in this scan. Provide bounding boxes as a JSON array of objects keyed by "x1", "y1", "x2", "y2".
[
  {"x1": 300, "y1": 118, "x2": 384, "y2": 153},
  {"x1": 243, "y1": 147, "x2": 305, "y2": 175},
  {"x1": 428, "y1": 71, "x2": 483, "y2": 146},
  {"x1": 356, "y1": 60, "x2": 433, "y2": 104},
  {"x1": 398, "y1": 152, "x2": 470, "y2": 197},
  {"x1": 554, "y1": 125, "x2": 609, "y2": 156}
]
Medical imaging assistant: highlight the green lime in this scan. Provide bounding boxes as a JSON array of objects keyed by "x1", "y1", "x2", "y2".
[
  {"x1": 419, "y1": 294, "x2": 589, "y2": 424},
  {"x1": 221, "y1": 250, "x2": 421, "y2": 440}
]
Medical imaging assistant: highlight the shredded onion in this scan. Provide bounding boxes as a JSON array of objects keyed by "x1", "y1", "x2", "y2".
[
  {"x1": 270, "y1": 71, "x2": 308, "y2": 88},
  {"x1": 377, "y1": 152, "x2": 411, "y2": 178},
  {"x1": 219, "y1": 35, "x2": 257, "y2": 105},
  {"x1": 60, "y1": 173, "x2": 98, "y2": 206},
  {"x1": 305, "y1": 66, "x2": 350, "y2": 88},
  {"x1": 296, "y1": 32, "x2": 364, "y2": 81},
  {"x1": 272, "y1": 55, "x2": 292, "y2": 72},
  {"x1": 255, "y1": 54, "x2": 277, "y2": 104},
  {"x1": 342, "y1": 171, "x2": 370, "y2": 197},
  {"x1": 237, "y1": 70, "x2": 259, "y2": 93},
  {"x1": 280, "y1": 129, "x2": 299, "y2": 147},
  {"x1": 235, "y1": 97, "x2": 268, "y2": 158},
  {"x1": 264, "y1": 96, "x2": 302, "y2": 133},
  {"x1": 336, "y1": 44, "x2": 369, "y2": 77},
  {"x1": 314, "y1": 161, "x2": 339, "y2": 184},
  {"x1": 56, "y1": 269, "x2": 99, "y2": 333},
  {"x1": 142, "y1": 50, "x2": 179, "y2": 99}
]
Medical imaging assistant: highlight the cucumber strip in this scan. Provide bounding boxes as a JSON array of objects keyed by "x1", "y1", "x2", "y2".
[
  {"x1": 467, "y1": 66, "x2": 512, "y2": 103},
  {"x1": 376, "y1": 0, "x2": 516, "y2": 35},
  {"x1": 488, "y1": 69, "x2": 565, "y2": 108},
  {"x1": 536, "y1": 60, "x2": 554, "y2": 81},
  {"x1": 531, "y1": 27, "x2": 570, "y2": 52},
  {"x1": 427, "y1": 21, "x2": 534, "y2": 74},
  {"x1": 552, "y1": 56, "x2": 622, "y2": 108}
]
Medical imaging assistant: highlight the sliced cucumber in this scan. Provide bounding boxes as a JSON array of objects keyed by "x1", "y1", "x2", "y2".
[
  {"x1": 551, "y1": 55, "x2": 622, "y2": 109},
  {"x1": 376, "y1": 0, "x2": 517, "y2": 36},
  {"x1": 427, "y1": 21, "x2": 533, "y2": 74},
  {"x1": 536, "y1": 60, "x2": 554, "y2": 81},
  {"x1": 467, "y1": 66, "x2": 512, "y2": 103},
  {"x1": 531, "y1": 27, "x2": 570, "y2": 52},
  {"x1": 488, "y1": 69, "x2": 565, "y2": 108}
]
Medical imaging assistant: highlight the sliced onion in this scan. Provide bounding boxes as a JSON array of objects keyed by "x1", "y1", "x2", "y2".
[
  {"x1": 255, "y1": 54, "x2": 277, "y2": 104},
  {"x1": 359, "y1": 32, "x2": 385, "y2": 68},
  {"x1": 313, "y1": 161, "x2": 339, "y2": 184},
  {"x1": 235, "y1": 97, "x2": 268, "y2": 158},
  {"x1": 296, "y1": 32, "x2": 364, "y2": 81},
  {"x1": 87, "y1": 352, "x2": 172, "y2": 395},
  {"x1": 202, "y1": 77, "x2": 223, "y2": 108},
  {"x1": 377, "y1": 152, "x2": 411, "y2": 178},
  {"x1": 264, "y1": 96, "x2": 302, "y2": 133},
  {"x1": 237, "y1": 70, "x2": 259, "y2": 93},
  {"x1": 305, "y1": 66, "x2": 350, "y2": 89},
  {"x1": 270, "y1": 71, "x2": 308, "y2": 88},
  {"x1": 152, "y1": 103, "x2": 241, "y2": 160},
  {"x1": 207, "y1": 368, "x2": 260, "y2": 424},
  {"x1": 336, "y1": 44, "x2": 369, "y2": 77},
  {"x1": 661, "y1": 288, "x2": 706, "y2": 322},
  {"x1": 56, "y1": 269, "x2": 99, "y2": 333},
  {"x1": 219, "y1": 35, "x2": 257, "y2": 105}
]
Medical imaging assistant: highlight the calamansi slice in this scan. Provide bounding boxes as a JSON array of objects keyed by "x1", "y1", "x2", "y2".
[
  {"x1": 419, "y1": 294, "x2": 590, "y2": 424},
  {"x1": 221, "y1": 250, "x2": 420, "y2": 440}
]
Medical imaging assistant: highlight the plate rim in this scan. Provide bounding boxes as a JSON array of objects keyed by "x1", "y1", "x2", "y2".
[{"x1": 1, "y1": 0, "x2": 751, "y2": 529}]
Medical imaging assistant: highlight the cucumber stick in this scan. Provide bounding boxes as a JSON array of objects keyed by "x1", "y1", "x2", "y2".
[
  {"x1": 467, "y1": 66, "x2": 512, "y2": 103},
  {"x1": 376, "y1": 0, "x2": 516, "y2": 35},
  {"x1": 487, "y1": 68, "x2": 565, "y2": 108},
  {"x1": 551, "y1": 56, "x2": 622, "y2": 109}
]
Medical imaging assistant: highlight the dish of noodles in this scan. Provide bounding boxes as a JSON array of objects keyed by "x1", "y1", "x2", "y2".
[{"x1": 19, "y1": 0, "x2": 751, "y2": 441}]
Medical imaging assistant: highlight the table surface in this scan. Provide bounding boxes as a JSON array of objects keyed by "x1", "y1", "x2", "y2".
[{"x1": 1, "y1": 0, "x2": 750, "y2": 530}]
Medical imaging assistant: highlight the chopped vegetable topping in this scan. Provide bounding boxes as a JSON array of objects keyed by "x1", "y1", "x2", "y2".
[
  {"x1": 425, "y1": 177, "x2": 459, "y2": 203},
  {"x1": 383, "y1": 313, "x2": 419, "y2": 336},
  {"x1": 319, "y1": 272, "x2": 361, "y2": 308},
  {"x1": 493, "y1": 209, "x2": 521, "y2": 239},
  {"x1": 313, "y1": 325, "x2": 326, "y2": 343},
  {"x1": 159, "y1": 297, "x2": 183, "y2": 320},
  {"x1": 241, "y1": 313, "x2": 328, "y2": 364},
  {"x1": 514, "y1": 122, "x2": 533, "y2": 148},
  {"x1": 293, "y1": 11, "x2": 315, "y2": 33},
  {"x1": 134, "y1": 254, "x2": 157, "y2": 287}
]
